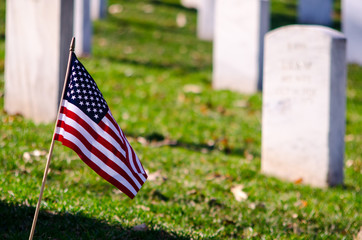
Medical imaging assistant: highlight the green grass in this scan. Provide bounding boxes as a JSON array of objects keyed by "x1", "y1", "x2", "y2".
[{"x1": 0, "y1": 0, "x2": 361, "y2": 239}]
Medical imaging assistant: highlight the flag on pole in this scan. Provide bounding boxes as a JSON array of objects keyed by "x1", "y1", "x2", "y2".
[{"x1": 54, "y1": 53, "x2": 147, "y2": 199}]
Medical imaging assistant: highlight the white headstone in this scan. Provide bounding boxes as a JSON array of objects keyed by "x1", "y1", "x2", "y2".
[
  {"x1": 91, "y1": 0, "x2": 107, "y2": 20},
  {"x1": 213, "y1": 0, "x2": 270, "y2": 94},
  {"x1": 74, "y1": 0, "x2": 92, "y2": 56},
  {"x1": 4, "y1": 0, "x2": 74, "y2": 123},
  {"x1": 262, "y1": 25, "x2": 346, "y2": 187},
  {"x1": 181, "y1": 0, "x2": 200, "y2": 9},
  {"x1": 298, "y1": 0, "x2": 333, "y2": 26},
  {"x1": 197, "y1": 0, "x2": 215, "y2": 41},
  {"x1": 342, "y1": 0, "x2": 362, "y2": 65}
]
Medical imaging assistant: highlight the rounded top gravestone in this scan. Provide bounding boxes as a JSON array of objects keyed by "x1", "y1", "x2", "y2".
[{"x1": 262, "y1": 25, "x2": 346, "y2": 188}]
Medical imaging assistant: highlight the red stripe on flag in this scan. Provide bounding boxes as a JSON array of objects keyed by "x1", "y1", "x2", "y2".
[
  {"x1": 56, "y1": 120, "x2": 142, "y2": 191},
  {"x1": 54, "y1": 133, "x2": 136, "y2": 199},
  {"x1": 105, "y1": 113, "x2": 146, "y2": 176},
  {"x1": 59, "y1": 106, "x2": 145, "y2": 184},
  {"x1": 59, "y1": 106, "x2": 128, "y2": 158},
  {"x1": 59, "y1": 107, "x2": 127, "y2": 158},
  {"x1": 106, "y1": 113, "x2": 126, "y2": 139}
]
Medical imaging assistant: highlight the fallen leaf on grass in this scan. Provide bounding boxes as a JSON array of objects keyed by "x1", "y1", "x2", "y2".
[
  {"x1": 108, "y1": 4, "x2": 123, "y2": 14},
  {"x1": 137, "y1": 137, "x2": 148, "y2": 145},
  {"x1": 355, "y1": 227, "x2": 362, "y2": 240},
  {"x1": 346, "y1": 159, "x2": 354, "y2": 168},
  {"x1": 243, "y1": 227, "x2": 257, "y2": 238},
  {"x1": 148, "y1": 170, "x2": 167, "y2": 182},
  {"x1": 142, "y1": 4, "x2": 154, "y2": 14},
  {"x1": 23, "y1": 150, "x2": 47, "y2": 162},
  {"x1": 206, "y1": 173, "x2": 232, "y2": 182},
  {"x1": 113, "y1": 215, "x2": 121, "y2": 222},
  {"x1": 231, "y1": 185, "x2": 248, "y2": 202},
  {"x1": 186, "y1": 189, "x2": 197, "y2": 195},
  {"x1": 112, "y1": 189, "x2": 123, "y2": 195},
  {"x1": 136, "y1": 136, "x2": 177, "y2": 148},
  {"x1": 234, "y1": 100, "x2": 248, "y2": 108},
  {"x1": 23, "y1": 152, "x2": 31, "y2": 162},
  {"x1": 183, "y1": 84, "x2": 202, "y2": 94},
  {"x1": 345, "y1": 134, "x2": 355, "y2": 142},
  {"x1": 136, "y1": 205, "x2": 150, "y2": 211},
  {"x1": 176, "y1": 13, "x2": 187, "y2": 28},
  {"x1": 244, "y1": 150, "x2": 254, "y2": 161},
  {"x1": 23, "y1": 199, "x2": 30, "y2": 207},
  {"x1": 297, "y1": 200, "x2": 308, "y2": 208},
  {"x1": 294, "y1": 178, "x2": 303, "y2": 184}
]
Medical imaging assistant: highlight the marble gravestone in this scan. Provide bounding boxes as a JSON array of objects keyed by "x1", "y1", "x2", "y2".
[
  {"x1": 74, "y1": 0, "x2": 92, "y2": 56},
  {"x1": 91, "y1": 0, "x2": 107, "y2": 20},
  {"x1": 342, "y1": 0, "x2": 362, "y2": 65},
  {"x1": 262, "y1": 25, "x2": 346, "y2": 188},
  {"x1": 298, "y1": 0, "x2": 334, "y2": 26},
  {"x1": 197, "y1": 0, "x2": 215, "y2": 41},
  {"x1": 213, "y1": 0, "x2": 270, "y2": 94},
  {"x1": 5, "y1": 0, "x2": 74, "y2": 123}
]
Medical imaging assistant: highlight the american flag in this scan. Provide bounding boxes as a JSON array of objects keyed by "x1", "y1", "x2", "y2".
[{"x1": 54, "y1": 53, "x2": 147, "y2": 199}]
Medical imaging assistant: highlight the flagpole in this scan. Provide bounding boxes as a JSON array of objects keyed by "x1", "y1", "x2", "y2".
[{"x1": 29, "y1": 37, "x2": 75, "y2": 240}]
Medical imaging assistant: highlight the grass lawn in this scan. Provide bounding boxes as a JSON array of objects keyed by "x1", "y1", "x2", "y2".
[{"x1": 0, "y1": 0, "x2": 361, "y2": 239}]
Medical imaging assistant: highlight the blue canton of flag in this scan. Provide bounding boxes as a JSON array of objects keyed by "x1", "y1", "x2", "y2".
[{"x1": 65, "y1": 55, "x2": 108, "y2": 123}]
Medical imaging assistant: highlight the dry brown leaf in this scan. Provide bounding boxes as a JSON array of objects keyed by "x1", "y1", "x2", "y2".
[
  {"x1": 113, "y1": 215, "x2": 121, "y2": 222},
  {"x1": 176, "y1": 13, "x2": 187, "y2": 28},
  {"x1": 137, "y1": 137, "x2": 148, "y2": 146},
  {"x1": 183, "y1": 84, "x2": 202, "y2": 94},
  {"x1": 148, "y1": 170, "x2": 167, "y2": 182},
  {"x1": 345, "y1": 134, "x2": 355, "y2": 142},
  {"x1": 23, "y1": 150, "x2": 47, "y2": 162},
  {"x1": 136, "y1": 205, "x2": 150, "y2": 211},
  {"x1": 355, "y1": 227, "x2": 362, "y2": 240},
  {"x1": 300, "y1": 200, "x2": 308, "y2": 208},
  {"x1": 142, "y1": 4, "x2": 154, "y2": 14},
  {"x1": 294, "y1": 178, "x2": 303, "y2": 184},
  {"x1": 231, "y1": 185, "x2": 248, "y2": 202},
  {"x1": 108, "y1": 4, "x2": 123, "y2": 14},
  {"x1": 186, "y1": 189, "x2": 197, "y2": 195}
]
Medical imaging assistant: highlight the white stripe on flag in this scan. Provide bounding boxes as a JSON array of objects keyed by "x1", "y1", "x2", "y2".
[
  {"x1": 58, "y1": 112, "x2": 142, "y2": 189},
  {"x1": 55, "y1": 127, "x2": 138, "y2": 196},
  {"x1": 104, "y1": 111, "x2": 147, "y2": 179},
  {"x1": 62, "y1": 100, "x2": 127, "y2": 158}
]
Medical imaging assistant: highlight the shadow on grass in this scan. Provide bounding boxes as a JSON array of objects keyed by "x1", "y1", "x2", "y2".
[
  {"x1": 125, "y1": 131, "x2": 252, "y2": 158},
  {"x1": 148, "y1": 0, "x2": 197, "y2": 13},
  {"x1": 0, "y1": 201, "x2": 190, "y2": 240},
  {"x1": 107, "y1": 15, "x2": 195, "y2": 36},
  {"x1": 104, "y1": 55, "x2": 209, "y2": 74}
]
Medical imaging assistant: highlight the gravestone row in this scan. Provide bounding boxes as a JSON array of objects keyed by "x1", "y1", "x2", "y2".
[
  {"x1": 195, "y1": 0, "x2": 350, "y2": 187},
  {"x1": 4, "y1": 0, "x2": 355, "y2": 188}
]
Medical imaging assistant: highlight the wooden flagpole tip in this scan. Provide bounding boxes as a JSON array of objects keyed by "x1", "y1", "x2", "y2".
[{"x1": 70, "y1": 37, "x2": 75, "y2": 51}]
